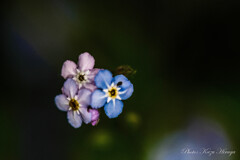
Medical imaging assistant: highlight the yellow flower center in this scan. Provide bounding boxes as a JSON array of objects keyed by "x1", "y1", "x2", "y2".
[
  {"x1": 69, "y1": 99, "x2": 80, "y2": 111},
  {"x1": 108, "y1": 87, "x2": 118, "y2": 98}
]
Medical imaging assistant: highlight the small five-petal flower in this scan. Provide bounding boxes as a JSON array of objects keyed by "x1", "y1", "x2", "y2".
[
  {"x1": 91, "y1": 70, "x2": 134, "y2": 118},
  {"x1": 61, "y1": 52, "x2": 99, "y2": 91},
  {"x1": 55, "y1": 79, "x2": 92, "y2": 128}
]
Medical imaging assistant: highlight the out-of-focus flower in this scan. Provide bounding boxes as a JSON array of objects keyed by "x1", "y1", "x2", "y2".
[
  {"x1": 148, "y1": 118, "x2": 232, "y2": 160},
  {"x1": 89, "y1": 109, "x2": 100, "y2": 126},
  {"x1": 55, "y1": 79, "x2": 92, "y2": 128},
  {"x1": 91, "y1": 70, "x2": 134, "y2": 118},
  {"x1": 61, "y1": 52, "x2": 99, "y2": 91}
]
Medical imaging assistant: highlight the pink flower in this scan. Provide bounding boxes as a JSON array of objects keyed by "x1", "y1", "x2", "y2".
[
  {"x1": 61, "y1": 52, "x2": 99, "y2": 91},
  {"x1": 89, "y1": 109, "x2": 100, "y2": 126}
]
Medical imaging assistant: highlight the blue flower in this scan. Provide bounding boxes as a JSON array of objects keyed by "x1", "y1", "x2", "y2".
[{"x1": 91, "y1": 70, "x2": 134, "y2": 118}]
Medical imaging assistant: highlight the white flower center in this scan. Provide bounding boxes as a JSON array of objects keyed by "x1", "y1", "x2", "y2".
[{"x1": 73, "y1": 69, "x2": 90, "y2": 88}]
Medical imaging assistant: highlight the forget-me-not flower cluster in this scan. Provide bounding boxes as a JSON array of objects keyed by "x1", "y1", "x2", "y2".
[{"x1": 55, "y1": 52, "x2": 134, "y2": 128}]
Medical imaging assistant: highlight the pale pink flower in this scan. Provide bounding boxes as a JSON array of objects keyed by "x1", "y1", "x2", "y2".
[{"x1": 61, "y1": 52, "x2": 99, "y2": 91}]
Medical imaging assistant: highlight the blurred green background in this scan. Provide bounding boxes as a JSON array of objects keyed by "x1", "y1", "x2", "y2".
[{"x1": 1, "y1": 0, "x2": 240, "y2": 160}]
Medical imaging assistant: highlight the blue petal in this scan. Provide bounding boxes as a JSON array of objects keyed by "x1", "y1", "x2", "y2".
[
  {"x1": 113, "y1": 75, "x2": 131, "y2": 91},
  {"x1": 119, "y1": 84, "x2": 134, "y2": 100},
  {"x1": 91, "y1": 89, "x2": 107, "y2": 109},
  {"x1": 104, "y1": 99, "x2": 124, "y2": 118},
  {"x1": 95, "y1": 70, "x2": 112, "y2": 89}
]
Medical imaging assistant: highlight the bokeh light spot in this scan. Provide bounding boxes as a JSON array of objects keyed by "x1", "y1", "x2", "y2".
[
  {"x1": 125, "y1": 112, "x2": 141, "y2": 128},
  {"x1": 90, "y1": 129, "x2": 113, "y2": 149}
]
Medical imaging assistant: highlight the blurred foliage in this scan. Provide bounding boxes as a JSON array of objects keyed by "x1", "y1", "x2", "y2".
[{"x1": 113, "y1": 65, "x2": 137, "y2": 78}]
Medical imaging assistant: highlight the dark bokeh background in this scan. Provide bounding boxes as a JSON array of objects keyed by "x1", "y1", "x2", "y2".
[{"x1": 1, "y1": 0, "x2": 240, "y2": 160}]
